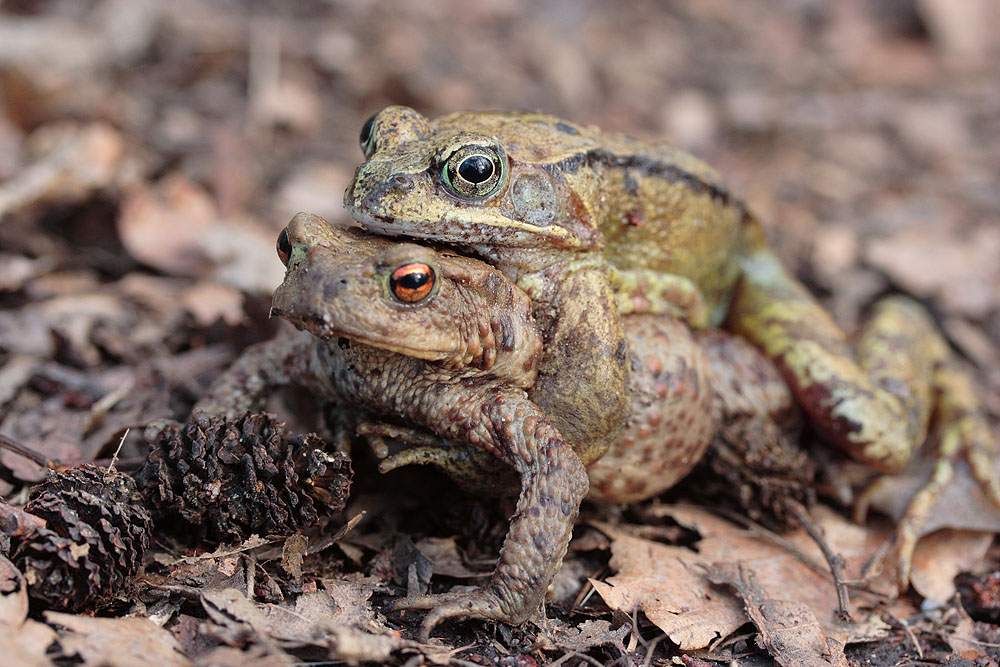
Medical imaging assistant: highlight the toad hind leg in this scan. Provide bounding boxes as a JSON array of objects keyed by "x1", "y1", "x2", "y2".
[
  {"x1": 889, "y1": 365, "x2": 1000, "y2": 589},
  {"x1": 730, "y1": 231, "x2": 1000, "y2": 589}
]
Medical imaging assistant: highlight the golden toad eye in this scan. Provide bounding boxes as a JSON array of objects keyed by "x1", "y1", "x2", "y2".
[
  {"x1": 276, "y1": 228, "x2": 292, "y2": 267},
  {"x1": 390, "y1": 263, "x2": 435, "y2": 303},
  {"x1": 442, "y1": 142, "x2": 508, "y2": 200},
  {"x1": 360, "y1": 113, "x2": 378, "y2": 159}
]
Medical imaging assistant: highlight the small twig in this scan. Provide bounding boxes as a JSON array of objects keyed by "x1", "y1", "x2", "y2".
[
  {"x1": 787, "y1": 499, "x2": 852, "y2": 620},
  {"x1": 91, "y1": 455, "x2": 146, "y2": 471},
  {"x1": 898, "y1": 617, "x2": 924, "y2": 659},
  {"x1": 0, "y1": 430, "x2": 145, "y2": 475},
  {"x1": 306, "y1": 511, "x2": 365, "y2": 555},
  {"x1": 711, "y1": 503, "x2": 852, "y2": 619},
  {"x1": 0, "y1": 433, "x2": 55, "y2": 469},
  {"x1": 0, "y1": 501, "x2": 46, "y2": 537},
  {"x1": 548, "y1": 651, "x2": 605, "y2": 667},
  {"x1": 711, "y1": 506, "x2": 829, "y2": 575},
  {"x1": 106, "y1": 428, "x2": 129, "y2": 475}
]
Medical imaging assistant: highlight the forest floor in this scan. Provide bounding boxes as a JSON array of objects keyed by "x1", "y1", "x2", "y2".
[{"x1": 1, "y1": 1, "x2": 999, "y2": 665}]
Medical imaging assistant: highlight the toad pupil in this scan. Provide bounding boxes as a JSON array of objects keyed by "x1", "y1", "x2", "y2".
[{"x1": 458, "y1": 155, "x2": 493, "y2": 183}]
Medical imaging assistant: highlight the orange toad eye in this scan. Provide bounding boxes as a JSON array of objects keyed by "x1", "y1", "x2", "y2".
[
  {"x1": 276, "y1": 228, "x2": 292, "y2": 267},
  {"x1": 390, "y1": 263, "x2": 435, "y2": 303}
]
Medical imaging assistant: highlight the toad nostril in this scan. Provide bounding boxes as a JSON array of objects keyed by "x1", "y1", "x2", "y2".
[{"x1": 391, "y1": 174, "x2": 414, "y2": 192}]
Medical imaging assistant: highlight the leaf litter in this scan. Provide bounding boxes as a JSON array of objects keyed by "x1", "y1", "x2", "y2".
[{"x1": 1, "y1": 0, "x2": 999, "y2": 664}]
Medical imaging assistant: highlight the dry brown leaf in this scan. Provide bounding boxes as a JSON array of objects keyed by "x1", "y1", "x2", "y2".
[
  {"x1": 45, "y1": 612, "x2": 187, "y2": 667},
  {"x1": 318, "y1": 578, "x2": 383, "y2": 631},
  {"x1": 260, "y1": 583, "x2": 382, "y2": 643},
  {"x1": 590, "y1": 505, "x2": 895, "y2": 651},
  {"x1": 204, "y1": 584, "x2": 404, "y2": 663},
  {"x1": 280, "y1": 534, "x2": 307, "y2": 581},
  {"x1": 201, "y1": 587, "x2": 271, "y2": 644},
  {"x1": 0, "y1": 253, "x2": 54, "y2": 292},
  {"x1": 909, "y1": 529, "x2": 993, "y2": 603},
  {"x1": 0, "y1": 292, "x2": 131, "y2": 363},
  {"x1": 117, "y1": 175, "x2": 285, "y2": 294},
  {"x1": 179, "y1": 282, "x2": 246, "y2": 327},
  {"x1": 534, "y1": 618, "x2": 630, "y2": 655},
  {"x1": 0, "y1": 123, "x2": 129, "y2": 218},
  {"x1": 0, "y1": 556, "x2": 28, "y2": 629},
  {"x1": 194, "y1": 645, "x2": 293, "y2": 667},
  {"x1": 916, "y1": 0, "x2": 1000, "y2": 67},
  {"x1": 117, "y1": 175, "x2": 217, "y2": 278},
  {"x1": 273, "y1": 162, "x2": 352, "y2": 223},
  {"x1": 865, "y1": 224, "x2": 1000, "y2": 318},
  {"x1": 0, "y1": 363, "x2": 169, "y2": 480},
  {"x1": 707, "y1": 561, "x2": 847, "y2": 666},
  {"x1": 590, "y1": 547, "x2": 745, "y2": 650},
  {"x1": 0, "y1": 355, "x2": 36, "y2": 406},
  {"x1": 862, "y1": 459, "x2": 1000, "y2": 538},
  {"x1": 414, "y1": 536, "x2": 485, "y2": 579}
]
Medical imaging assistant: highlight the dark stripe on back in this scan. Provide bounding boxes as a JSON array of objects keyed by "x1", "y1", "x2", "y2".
[{"x1": 548, "y1": 149, "x2": 736, "y2": 207}]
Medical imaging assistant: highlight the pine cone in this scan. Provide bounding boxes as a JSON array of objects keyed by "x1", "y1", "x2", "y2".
[
  {"x1": 683, "y1": 417, "x2": 816, "y2": 531},
  {"x1": 12, "y1": 465, "x2": 152, "y2": 611},
  {"x1": 135, "y1": 412, "x2": 352, "y2": 542}
]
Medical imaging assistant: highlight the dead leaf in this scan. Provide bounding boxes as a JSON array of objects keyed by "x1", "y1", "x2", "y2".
[
  {"x1": 203, "y1": 584, "x2": 405, "y2": 663},
  {"x1": 117, "y1": 175, "x2": 285, "y2": 294},
  {"x1": 0, "y1": 253, "x2": 55, "y2": 292},
  {"x1": 708, "y1": 561, "x2": 847, "y2": 666},
  {"x1": 916, "y1": 0, "x2": 1000, "y2": 68},
  {"x1": 319, "y1": 577, "x2": 383, "y2": 630},
  {"x1": 589, "y1": 505, "x2": 896, "y2": 651},
  {"x1": 117, "y1": 175, "x2": 216, "y2": 278},
  {"x1": 273, "y1": 162, "x2": 352, "y2": 223},
  {"x1": 909, "y1": 530, "x2": 993, "y2": 603},
  {"x1": 0, "y1": 123, "x2": 128, "y2": 218},
  {"x1": 534, "y1": 618, "x2": 630, "y2": 655},
  {"x1": 0, "y1": 559, "x2": 57, "y2": 667},
  {"x1": 865, "y1": 224, "x2": 1000, "y2": 318},
  {"x1": 45, "y1": 612, "x2": 187, "y2": 667},
  {"x1": 414, "y1": 536, "x2": 485, "y2": 579},
  {"x1": 194, "y1": 644, "x2": 293, "y2": 667},
  {"x1": 280, "y1": 534, "x2": 307, "y2": 580},
  {"x1": 0, "y1": 555, "x2": 28, "y2": 627},
  {"x1": 589, "y1": 535, "x2": 747, "y2": 650},
  {"x1": 0, "y1": 355, "x2": 36, "y2": 406},
  {"x1": 0, "y1": 363, "x2": 170, "y2": 481},
  {"x1": 179, "y1": 282, "x2": 245, "y2": 327}
]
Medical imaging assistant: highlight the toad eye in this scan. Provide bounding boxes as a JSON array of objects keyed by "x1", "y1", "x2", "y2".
[
  {"x1": 360, "y1": 113, "x2": 378, "y2": 159},
  {"x1": 442, "y1": 142, "x2": 508, "y2": 200},
  {"x1": 389, "y1": 262, "x2": 435, "y2": 303},
  {"x1": 276, "y1": 228, "x2": 292, "y2": 267}
]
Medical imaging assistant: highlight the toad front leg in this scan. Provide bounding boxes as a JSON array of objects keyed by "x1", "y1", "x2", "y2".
[
  {"x1": 382, "y1": 384, "x2": 589, "y2": 639},
  {"x1": 730, "y1": 227, "x2": 1000, "y2": 589}
]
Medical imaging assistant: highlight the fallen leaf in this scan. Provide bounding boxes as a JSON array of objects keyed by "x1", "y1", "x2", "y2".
[
  {"x1": 281, "y1": 534, "x2": 307, "y2": 580},
  {"x1": 0, "y1": 558, "x2": 55, "y2": 667},
  {"x1": 0, "y1": 555, "x2": 28, "y2": 627},
  {"x1": 194, "y1": 644, "x2": 293, "y2": 667},
  {"x1": 273, "y1": 162, "x2": 352, "y2": 223},
  {"x1": 909, "y1": 529, "x2": 993, "y2": 604},
  {"x1": 589, "y1": 505, "x2": 895, "y2": 651},
  {"x1": 414, "y1": 536, "x2": 484, "y2": 579},
  {"x1": 534, "y1": 618, "x2": 630, "y2": 655},
  {"x1": 707, "y1": 561, "x2": 847, "y2": 666},
  {"x1": 45, "y1": 612, "x2": 187, "y2": 667},
  {"x1": 865, "y1": 224, "x2": 1000, "y2": 318},
  {"x1": 117, "y1": 175, "x2": 216, "y2": 278},
  {"x1": 179, "y1": 281, "x2": 246, "y2": 327},
  {"x1": 319, "y1": 577, "x2": 383, "y2": 630}
]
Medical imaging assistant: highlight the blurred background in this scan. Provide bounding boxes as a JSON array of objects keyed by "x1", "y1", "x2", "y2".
[{"x1": 0, "y1": 0, "x2": 998, "y2": 468}]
